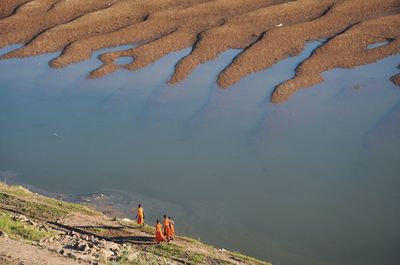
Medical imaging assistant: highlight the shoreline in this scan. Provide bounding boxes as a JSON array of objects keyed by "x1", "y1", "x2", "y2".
[
  {"x1": 2, "y1": 179, "x2": 272, "y2": 262},
  {"x1": 0, "y1": 181, "x2": 271, "y2": 265}
]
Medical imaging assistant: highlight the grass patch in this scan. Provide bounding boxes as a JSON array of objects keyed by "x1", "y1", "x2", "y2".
[
  {"x1": 0, "y1": 192, "x2": 69, "y2": 220},
  {"x1": 0, "y1": 211, "x2": 51, "y2": 241},
  {"x1": 0, "y1": 184, "x2": 32, "y2": 196},
  {"x1": 150, "y1": 243, "x2": 184, "y2": 259},
  {"x1": 140, "y1": 224, "x2": 155, "y2": 234},
  {"x1": 188, "y1": 253, "x2": 205, "y2": 264},
  {"x1": 0, "y1": 182, "x2": 97, "y2": 221}
]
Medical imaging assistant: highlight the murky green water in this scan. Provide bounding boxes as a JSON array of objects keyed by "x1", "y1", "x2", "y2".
[{"x1": 0, "y1": 43, "x2": 399, "y2": 265}]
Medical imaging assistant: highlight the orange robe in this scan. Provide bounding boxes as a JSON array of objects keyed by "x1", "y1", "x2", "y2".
[
  {"x1": 163, "y1": 218, "x2": 170, "y2": 238},
  {"x1": 169, "y1": 221, "x2": 175, "y2": 238},
  {"x1": 155, "y1": 223, "x2": 165, "y2": 243},
  {"x1": 137, "y1": 207, "x2": 144, "y2": 225}
]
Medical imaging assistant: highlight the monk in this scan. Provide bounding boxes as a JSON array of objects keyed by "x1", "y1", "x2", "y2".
[
  {"x1": 163, "y1": 214, "x2": 171, "y2": 240},
  {"x1": 136, "y1": 204, "x2": 144, "y2": 227},
  {"x1": 154, "y1": 220, "x2": 165, "y2": 243},
  {"x1": 168, "y1": 216, "x2": 175, "y2": 240}
]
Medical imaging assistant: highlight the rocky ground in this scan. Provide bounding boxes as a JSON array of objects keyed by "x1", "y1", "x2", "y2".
[
  {"x1": 0, "y1": 182, "x2": 270, "y2": 265},
  {"x1": 0, "y1": 211, "x2": 170, "y2": 264}
]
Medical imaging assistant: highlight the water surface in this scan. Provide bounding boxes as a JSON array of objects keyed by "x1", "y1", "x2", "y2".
[{"x1": 0, "y1": 43, "x2": 399, "y2": 265}]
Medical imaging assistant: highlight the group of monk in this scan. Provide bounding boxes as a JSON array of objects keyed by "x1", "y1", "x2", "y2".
[{"x1": 136, "y1": 204, "x2": 175, "y2": 243}]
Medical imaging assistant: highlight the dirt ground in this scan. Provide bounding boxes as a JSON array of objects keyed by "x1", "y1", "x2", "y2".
[
  {"x1": 0, "y1": 0, "x2": 399, "y2": 102},
  {"x1": 0, "y1": 210, "x2": 266, "y2": 265},
  {"x1": 0, "y1": 236, "x2": 89, "y2": 265}
]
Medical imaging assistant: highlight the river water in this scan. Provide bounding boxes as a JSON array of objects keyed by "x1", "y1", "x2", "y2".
[{"x1": 0, "y1": 43, "x2": 399, "y2": 265}]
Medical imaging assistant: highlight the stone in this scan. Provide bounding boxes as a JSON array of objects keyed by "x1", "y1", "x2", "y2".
[
  {"x1": 88, "y1": 242, "x2": 100, "y2": 250},
  {"x1": 103, "y1": 241, "x2": 119, "y2": 251},
  {"x1": 97, "y1": 239, "x2": 106, "y2": 247},
  {"x1": 100, "y1": 249, "x2": 114, "y2": 259},
  {"x1": 67, "y1": 252, "x2": 81, "y2": 259},
  {"x1": 78, "y1": 243, "x2": 90, "y2": 252},
  {"x1": 13, "y1": 215, "x2": 28, "y2": 222},
  {"x1": 0, "y1": 231, "x2": 9, "y2": 238},
  {"x1": 89, "y1": 248, "x2": 97, "y2": 254}
]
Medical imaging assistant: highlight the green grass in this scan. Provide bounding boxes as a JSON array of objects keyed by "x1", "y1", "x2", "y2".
[
  {"x1": 0, "y1": 182, "x2": 96, "y2": 221},
  {"x1": 0, "y1": 184, "x2": 33, "y2": 196},
  {"x1": 141, "y1": 224, "x2": 155, "y2": 234},
  {"x1": 150, "y1": 243, "x2": 185, "y2": 259},
  {"x1": 0, "y1": 211, "x2": 51, "y2": 241},
  {"x1": 0, "y1": 192, "x2": 68, "y2": 220},
  {"x1": 188, "y1": 253, "x2": 205, "y2": 264}
]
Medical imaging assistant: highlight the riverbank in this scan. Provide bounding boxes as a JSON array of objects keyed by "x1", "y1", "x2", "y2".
[{"x1": 0, "y1": 182, "x2": 271, "y2": 265}]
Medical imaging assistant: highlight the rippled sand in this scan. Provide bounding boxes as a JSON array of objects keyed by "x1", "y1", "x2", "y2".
[{"x1": 1, "y1": 0, "x2": 399, "y2": 102}]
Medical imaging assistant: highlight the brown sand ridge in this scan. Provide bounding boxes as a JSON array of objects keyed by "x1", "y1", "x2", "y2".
[{"x1": 1, "y1": 0, "x2": 399, "y2": 103}]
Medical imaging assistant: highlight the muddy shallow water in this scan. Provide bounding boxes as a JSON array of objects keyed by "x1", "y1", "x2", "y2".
[{"x1": 0, "y1": 43, "x2": 399, "y2": 265}]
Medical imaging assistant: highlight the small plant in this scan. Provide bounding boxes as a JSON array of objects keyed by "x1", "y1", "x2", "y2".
[
  {"x1": 188, "y1": 253, "x2": 205, "y2": 264},
  {"x1": 151, "y1": 243, "x2": 184, "y2": 259}
]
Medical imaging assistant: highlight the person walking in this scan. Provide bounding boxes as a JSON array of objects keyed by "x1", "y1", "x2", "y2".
[
  {"x1": 168, "y1": 216, "x2": 175, "y2": 240},
  {"x1": 136, "y1": 204, "x2": 144, "y2": 227},
  {"x1": 155, "y1": 220, "x2": 165, "y2": 243},
  {"x1": 163, "y1": 214, "x2": 171, "y2": 241}
]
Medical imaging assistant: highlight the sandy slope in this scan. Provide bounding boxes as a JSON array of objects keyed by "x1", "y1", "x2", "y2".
[{"x1": 0, "y1": 237, "x2": 88, "y2": 265}]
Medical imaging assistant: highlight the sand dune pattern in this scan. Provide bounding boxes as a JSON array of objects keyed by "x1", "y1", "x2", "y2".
[{"x1": 1, "y1": 0, "x2": 399, "y2": 103}]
